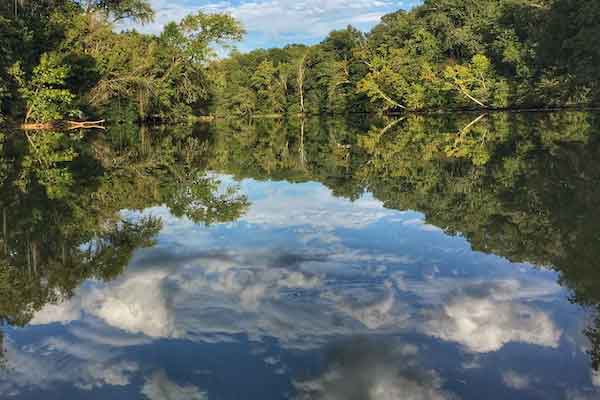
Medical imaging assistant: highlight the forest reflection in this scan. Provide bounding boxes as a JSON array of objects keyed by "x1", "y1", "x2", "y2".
[
  {"x1": 1, "y1": 111, "x2": 599, "y2": 372},
  {"x1": 205, "y1": 112, "x2": 600, "y2": 370},
  {"x1": 0, "y1": 125, "x2": 249, "y2": 330}
]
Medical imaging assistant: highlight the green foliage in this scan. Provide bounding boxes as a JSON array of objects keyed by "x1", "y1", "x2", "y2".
[
  {"x1": 18, "y1": 132, "x2": 77, "y2": 199},
  {"x1": 0, "y1": 1, "x2": 245, "y2": 123},
  {"x1": 3, "y1": 0, "x2": 597, "y2": 120},
  {"x1": 179, "y1": 11, "x2": 245, "y2": 52},
  {"x1": 0, "y1": 123, "x2": 250, "y2": 328},
  {"x1": 0, "y1": 82, "x2": 7, "y2": 123},
  {"x1": 78, "y1": 0, "x2": 155, "y2": 23},
  {"x1": 165, "y1": 172, "x2": 249, "y2": 225},
  {"x1": 213, "y1": 0, "x2": 600, "y2": 115},
  {"x1": 250, "y1": 61, "x2": 285, "y2": 113},
  {"x1": 443, "y1": 54, "x2": 509, "y2": 108},
  {"x1": 10, "y1": 54, "x2": 76, "y2": 123}
]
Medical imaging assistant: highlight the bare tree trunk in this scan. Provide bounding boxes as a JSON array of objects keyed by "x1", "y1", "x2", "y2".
[
  {"x1": 26, "y1": 236, "x2": 31, "y2": 273},
  {"x1": 299, "y1": 117, "x2": 306, "y2": 168},
  {"x1": 379, "y1": 117, "x2": 405, "y2": 137},
  {"x1": 297, "y1": 53, "x2": 307, "y2": 114},
  {"x1": 459, "y1": 113, "x2": 487, "y2": 135},
  {"x1": 138, "y1": 88, "x2": 145, "y2": 121},
  {"x1": 376, "y1": 86, "x2": 406, "y2": 110},
  {"x1": 31, "y1": 240, "x2": 37, "y2": 274},
  {"x1": 24, "y1": 105, "x2": 33, "y2": 123},
  {"x1": 458, "y1": 85, "x2": 487, "y2": 108},
  {"x1": 2, "y1": 207, "x2": 6, "y2": 255},
  {"x1": 140, "y1": 125, "x2": 149, "y2": 155}
]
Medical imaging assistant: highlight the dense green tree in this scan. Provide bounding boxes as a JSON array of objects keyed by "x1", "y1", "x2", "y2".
[
  {"x1": 6, "y1": 0, "x2": 597, "y2": 120},
  {"x1": 75, "y1": 0, "x2": 154, "y2": 23},
  {"x1": 443, "y1": 54, "x2": 510, "y2": 108},
  {"x1": 0, "y1": 1, "x2": 245, "y2": 123},
  {"x1": 213, "y1": 0, "x2": 599, "y2": 115},
  {"x1": 10, "y1": 53, "x2": 76, "y2": 123}
]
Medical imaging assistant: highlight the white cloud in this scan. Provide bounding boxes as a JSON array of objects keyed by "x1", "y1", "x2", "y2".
[
  {"x1": 329, "y1": 249, "x2": 416, "y2": 265},
  {"x1": 0, "y1": 338, "x2": 139, "y2": 396},
  {"x1": 142, "y1": 371, "x2": 207, "y2": 400},
  {"x1": 32, "y1": 270, "x2": 179, "y2": 339},
  {"x1": 27, "y1": 244, "x2": 412, "y2": 352},
  {"x1": 239, "y1": 182, "x2": 395, "y2": 230},
  {"x1": 294, "y1": 339, "x2": 455, "y2": 400},
  {"x1": 324, "y1": 281, "x2": 406, "y2": 329},
  {"x1": 426, "y1": 298, "x2": 560, "y2": 352},
  {"x1": 592, "y1": 369, "x2": 600, "y2": 387},
  {"x1": 502, "y1": 370, "x2": 530, "y2": 390},
  {"x1": 30, "y1": 298, "x2": 83, "y2": 325},
  {"x1": 27, "y1": 209, "x2": 562, "y2": 357},
  {"x1": 126, "y1": 0, "x2": 421, "y2": 49},
  {"x1": 88, "y1": 270, "x2": 179, "y2": 338},
  {"x1": 422, "y1": 279, "x2": 562, "y2": 353},
  {"x1": 78, "y1": 361, "x2": 139, "y2": 390}
]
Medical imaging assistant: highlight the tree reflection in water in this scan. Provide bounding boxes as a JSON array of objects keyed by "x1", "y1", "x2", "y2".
[
  {"x1": 0, "y1": 112, "x2": 599, "y2": 391},
  {"x1": 206, "y1": 112, "x2": 600, "y2": 372},
  {"x1": 0, "y1": 125, "x2": 248, "y2": 340}
]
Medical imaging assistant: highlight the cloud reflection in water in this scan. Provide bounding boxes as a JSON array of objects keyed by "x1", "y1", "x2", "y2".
[{"x1": 1, "y1": 176, "x2": 595, "y2": 399}]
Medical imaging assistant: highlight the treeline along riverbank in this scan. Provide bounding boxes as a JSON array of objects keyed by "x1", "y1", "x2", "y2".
[{"x1": 1, "y1": 0, "x2": 599, "y2": 125}]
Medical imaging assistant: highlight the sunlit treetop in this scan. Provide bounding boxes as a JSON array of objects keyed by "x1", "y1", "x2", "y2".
[{"x1": 75, "y1": 0, "x2": 154, "y2": 23}]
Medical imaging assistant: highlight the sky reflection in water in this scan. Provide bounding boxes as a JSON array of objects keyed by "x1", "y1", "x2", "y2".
[{"x1": 1, "y1": 172, "x2": 597, "y2": 400}]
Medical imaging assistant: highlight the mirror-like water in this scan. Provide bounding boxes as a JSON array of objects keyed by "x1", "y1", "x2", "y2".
[{"x1": 1, "y1": 113, "x2": 599, "y2": 399}]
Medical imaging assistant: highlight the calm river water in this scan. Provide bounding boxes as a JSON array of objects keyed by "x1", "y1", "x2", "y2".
[{"x1": 0, "y1": 113, "x2": 599, "y2": 399}]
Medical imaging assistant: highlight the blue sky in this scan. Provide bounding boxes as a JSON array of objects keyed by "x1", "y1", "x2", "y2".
[{"x1": 128, "y1": 0, "x2": 422, "y2": 51}]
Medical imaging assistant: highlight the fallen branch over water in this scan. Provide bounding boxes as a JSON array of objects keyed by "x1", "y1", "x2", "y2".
[
  {"x1": 67, "y1": 120, "x2": 106, "y2": 130},
  {"x1": 20, "y1": 122, "x2": 54, "y2": 130},
  {"x1": 20, "y1": 120, "x2": 106, "y2": 131}
]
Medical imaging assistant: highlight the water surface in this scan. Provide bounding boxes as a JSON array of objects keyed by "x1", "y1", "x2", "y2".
[{"x1": 0, "y1": 113, "x2": 599, "y2": 399}]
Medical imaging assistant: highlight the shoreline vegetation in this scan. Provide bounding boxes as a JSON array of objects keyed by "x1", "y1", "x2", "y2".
[
  {"x1": 14, "y1": 105, "x2": 600, "y2": 132},
  {"x1": 1, "y1": 0, "x2": 599, "y2": 127},
  {"x1": 12, "y1": 105, "x2": 600, "y2": 132}
]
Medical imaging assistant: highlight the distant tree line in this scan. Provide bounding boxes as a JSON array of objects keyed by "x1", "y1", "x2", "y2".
[
  {"x1": 1, "y1": 0, "x2": 599, "y2": 123},
  {"x1": 212, "y1": 0, "x2": 600, "y2": 116}
]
